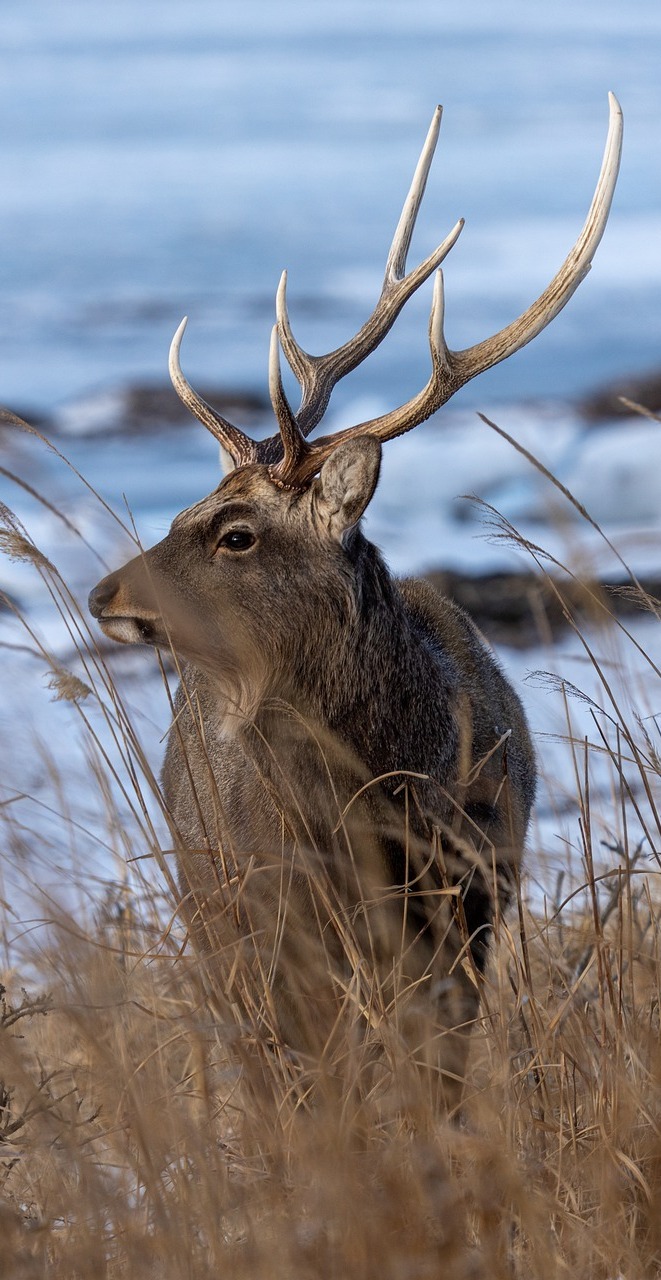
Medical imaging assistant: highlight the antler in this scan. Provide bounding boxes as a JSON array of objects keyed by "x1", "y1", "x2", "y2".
[
  {"x1": 169, "y1": 105, "x2": 462, "y2": 471},
  {"x1": 169, "y1": 317, "x2": 259, "y2": 466},
  {"x1": 274, "y1": 106, "x2": 464, "y2": 438},
  {"x1": 169, "y1": 94, "x2": 623, "y2": 485}
]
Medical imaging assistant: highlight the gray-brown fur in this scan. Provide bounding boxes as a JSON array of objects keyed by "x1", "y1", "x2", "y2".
[{"x1": 90, "y1": 438, "x2": 535, "y2": 1105}]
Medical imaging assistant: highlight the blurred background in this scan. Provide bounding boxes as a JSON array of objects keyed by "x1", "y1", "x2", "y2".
[
  {"x1": 1, "y1": 0, "x2": 660, "y2": 414},
  {"x1": 1, "y1": 0, "x2": 660, "y2": 907}
]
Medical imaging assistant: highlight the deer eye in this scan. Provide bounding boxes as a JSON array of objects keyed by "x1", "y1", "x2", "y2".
[{"x1": 218, "y1": 528, "x2": 255, "y2": 552}]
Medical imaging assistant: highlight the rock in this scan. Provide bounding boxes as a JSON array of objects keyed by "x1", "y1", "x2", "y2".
[
  {"x1": 52, "y1": 382, "x2": 271, "y2": 437},
  {"x1": 579, "y1": 369, "x2": 661, "y2": 422},
  {"x1": 425, "y1": 568, "x2": 661, "y2": 648},
  {"x1": 0, "y1": 587, "x2": 21, "y2": 613},
  {"x1": 120, "y1": 383, "x2": 269, "y2": 430},
  {"x1": 0, "y1": 406, "x2": 52, "y2": 434}
]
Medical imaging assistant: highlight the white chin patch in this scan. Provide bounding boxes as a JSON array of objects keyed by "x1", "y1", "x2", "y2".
[{"x1": 99, "y1": 617, "x2": 145, "y2": 645}]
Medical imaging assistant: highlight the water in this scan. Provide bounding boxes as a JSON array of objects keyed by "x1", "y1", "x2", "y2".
[{"x1": 0, "y1": 0, "x2": 660, "y2": 418}]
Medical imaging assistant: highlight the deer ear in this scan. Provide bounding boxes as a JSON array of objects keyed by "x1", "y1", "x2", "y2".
[
  {"x1": 314, "y1": 437, "x2": 382, "y2": 540},
  {"x1": 219, "y1": 444, "x2": 237, "y2": 476}
]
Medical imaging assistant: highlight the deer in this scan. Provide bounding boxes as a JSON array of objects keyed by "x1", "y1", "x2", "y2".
[{"x1": 88, "y1": 96, "x2": 622, "y2": 1109}]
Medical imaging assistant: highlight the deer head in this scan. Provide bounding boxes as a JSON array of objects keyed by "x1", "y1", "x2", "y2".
[{"x1": 89, "y1": 96, "x2": 622, "y2": 673}]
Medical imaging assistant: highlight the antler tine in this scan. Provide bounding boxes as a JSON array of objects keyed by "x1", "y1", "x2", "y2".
[
  {"x1": 169, "y1": 317, "x2": 257, "y2": 466},
  {"x1": 385, "y1": 104, "x2": 443, "y2": 284},
  {"x1": 263, "y1": 324, "x2": 309, "y2": 474},
  {"x1": 275, "y1": 270, "x2": 309, "y2": 390},
  {"x1": 274, "y1": 108, "x2": 464, "y2": 438},
  {"x1": 274, "y1": 93, "x2": 622, "y2": 490}
]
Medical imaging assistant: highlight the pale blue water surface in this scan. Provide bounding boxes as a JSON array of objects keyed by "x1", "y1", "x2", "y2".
[{"x1": 1, "y1": 0, "x2": 660, "y2": 415}]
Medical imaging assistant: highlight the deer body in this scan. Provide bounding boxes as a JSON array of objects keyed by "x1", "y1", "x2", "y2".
[{"x1": 89, "y1": 98, "x2": 622, "y2": 1101}]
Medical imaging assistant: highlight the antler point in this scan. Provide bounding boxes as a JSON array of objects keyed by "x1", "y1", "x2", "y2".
[{"x1": 171, "y1": 316, "x2": 188, "y2": 347}]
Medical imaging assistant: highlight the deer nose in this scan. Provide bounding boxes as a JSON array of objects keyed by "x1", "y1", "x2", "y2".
[{"x1": 88, "y1": 576, "x2": 117, "y2": 618}]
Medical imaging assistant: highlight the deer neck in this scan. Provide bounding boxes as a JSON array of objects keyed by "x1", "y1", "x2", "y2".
[
  {"x1": 190, "y1": 536, "x2": 429, "y2": 759},
  {"x1": 259, "y1": 539, "x2": 425, "y2": 755}
]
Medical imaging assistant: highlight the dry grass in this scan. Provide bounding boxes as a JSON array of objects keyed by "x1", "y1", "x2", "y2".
[
  {"x1": 1, "y1": 435, "x2": 661, "y2": 1278},
  {"x1": 2, "y1": 860, "x2": 660, "y2": 1278}
]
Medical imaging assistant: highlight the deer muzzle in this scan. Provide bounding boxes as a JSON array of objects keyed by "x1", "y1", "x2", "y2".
[{"x1": 88, "y1": 564, "x2": 162, "y2": 646}]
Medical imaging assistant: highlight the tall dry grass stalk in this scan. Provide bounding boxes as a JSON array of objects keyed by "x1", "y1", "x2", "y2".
[{"x1": 1, "y1": 424, "x2": 660, "y2": 1278}]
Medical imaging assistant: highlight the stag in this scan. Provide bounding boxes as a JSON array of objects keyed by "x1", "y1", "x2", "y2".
[{"x1": 89, "y1": 97, "x2": 622, "y2": 1107}]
